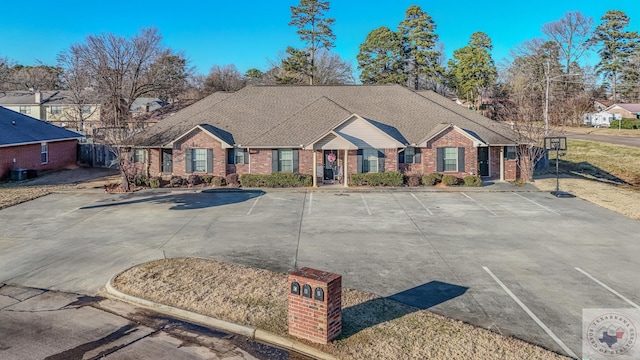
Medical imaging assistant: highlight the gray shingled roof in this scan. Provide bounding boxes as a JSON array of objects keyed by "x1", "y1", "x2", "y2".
[
  {"x1": 132, "y1": 85, "x2": 520, "y2": 148},
  {"x1": 0, "y1": 90, "x2": 100, "y2": 106},
  {"x1": 0, "y1": 106, "x2": 82, "y2": 146}
]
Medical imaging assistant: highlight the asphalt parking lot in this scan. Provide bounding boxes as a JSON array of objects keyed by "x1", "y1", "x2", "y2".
[{"x1": 1, "y1": 188, "x2": 639, "y2": 358}]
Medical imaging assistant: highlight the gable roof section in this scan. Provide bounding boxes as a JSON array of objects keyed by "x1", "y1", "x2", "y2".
[
  {"x1": 0, "y1": 106, "x2": 82, "y2": 147},
  {"x1": 168, "y1": 124, "x2": 234, "y2": 148},
  {"x1": 132, "y1": 85, "x2": 522, "y2": 149},
  {"x1": 128, "y1": 91, "x2": 234, "y2": 147},
  {"x1": 417, "y1": 123, "x2": 487, "y2": 147},
  {"x1": 606, "y1": 104, "x2": 640, "y2": 113}
]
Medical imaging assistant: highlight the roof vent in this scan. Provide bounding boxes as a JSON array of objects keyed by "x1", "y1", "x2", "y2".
[{"x1": 12, "y1": 121, "x2": 16, "y2": 125}]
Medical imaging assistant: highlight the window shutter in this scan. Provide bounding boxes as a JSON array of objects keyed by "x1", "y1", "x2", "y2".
[
  {"x1": 227, "y1": 149, "x2": 234, "y2": 164},
  {"x1": 185, "y1": 148, "x2": 193, "y2": 173},
  {"x1": 293, "y1": 149, "x2": 299, "y2": 173},
  {"x1": 244, "y1": 150, "x2": 249, "y2": 164},
  {"x1": 436, "y1": 148, "x2": 444, "y2": 172},
  {"x1": 414, "y1": 148, "x2": 421, "y2": 164},
  {"x1": 207, "y1": 148, "x2": 213, "y2": 173},
  {"x1": 398, "y1": 150, "x2": 405, "y2": 164},
  {"x1": 356, "y1": 149, "x2": 363, "y2": 173},
  {"x1": 377, "y1": 150, "x2": 385, "y2": 173},
  {"x1": 272, "y1": 149, "x2": 278, "y2": 173},
  {"x1": 458, "y1": 147, "x2": 465, "y2": 172}
]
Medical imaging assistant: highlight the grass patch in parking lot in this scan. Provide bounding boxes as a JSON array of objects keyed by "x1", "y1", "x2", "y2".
[{"x1": 113, "y1": 258, "x2": 568, "y2": 360}]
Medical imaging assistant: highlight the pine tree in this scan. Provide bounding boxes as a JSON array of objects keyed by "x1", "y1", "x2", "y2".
[
  {"x1": 398, "y1": 5, "x2": 442, "y2": 90},
  {"x1": 357, "y1": 27, "x2": 407, "y2": 85}
]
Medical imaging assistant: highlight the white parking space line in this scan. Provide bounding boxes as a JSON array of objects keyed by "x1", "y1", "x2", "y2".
[
  {"x1": 308, "y1": 193, "x2": 313, "y2": 215},
  {"x1": 410, "y1": 193, "x2": 434, "y2": 215},
  {"x1": 246, "y1": 197, "x2": 261, "y2": 216},
  {"x1": 461, "y1": 192, "x2": 497, "y2": 216},
  {"x1": 512, "y1": 193, "x2": 560, "y2": 215},
  {"x1": 575, "y1": 267, "x2": 640, "y2": 309},
  {"x1": 360, "y1": 194, "x2": 372, "y2": 216},
  {"x1": 483, "y1": 267, "x2": 578, "y2": 359}
]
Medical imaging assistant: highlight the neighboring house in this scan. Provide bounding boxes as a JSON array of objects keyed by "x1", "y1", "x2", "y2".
[
  {"x1": 583, "y1": 111, "x2": 618, "y2": 127},
  {"x1": 128, "y1": 85, "x2": 524, "y2": 186},
  {"x1": 605, "y1": 104, "x2": 640, "y2": 119},
  {"x1": 130, "y1": 97, "x2": 167, "y2": 117},
  {"x1": 0, "y1": 91, "x2": 101, "y2": 136},
  {"x1": 0, "y1": 106, "x2": 82, "y2": 179}
]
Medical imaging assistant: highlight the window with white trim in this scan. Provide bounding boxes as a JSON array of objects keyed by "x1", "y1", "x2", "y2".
[
  {"x1": 192, "y1": 148, "x2": 207, "y2": 172},
  {"x1": 20, "y1": 106, "x2": 31, "y2": 114},
  {"x1": 443, "y1": 147, "x2": 458, "y2": 172},
  {"x1": 235, "y1": 149, "x2": 246, "y2": 164},
  {"x1": 278, "y1": 149, "x2": 293, "y2": 172},
  {"x1": 363, "y1": 149, "x2": 379, "y2": 173},
  {"x1": 50, "y1": 106, "x2": 62, "y2": 115},
  {"x1": 41, "y1": 143, "x2": 48, "y2": 164},
  {"x1": 505, "y1": 146, "x2": 517, "y2": 160},
  {"x1": 404, "y1": 147, "x2": 415, "y2": 163},
  {"x1": 133, "y1": 149, "x2": 146, "y2": 163}
]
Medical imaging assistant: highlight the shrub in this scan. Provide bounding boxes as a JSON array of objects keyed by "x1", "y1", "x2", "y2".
[
  {"x1": 422, "y1": 173, "x2": 442, "y2": 186},
  {"x1": 441, "y1": 174, "x2": 460, "y2": 186},
  {"x1": 201, "y1": 175, "x2": 214, "y2": 184},
  {"x1": 350, "y1": 172, "x2": 403, "y2": 186},
  {"x1": 170, "y1": 176, "x2": 184, "y2": 187},
  {"x1": 610, "y1": 118, "x2": 640, "y2": 129},
  {"x1": 211, "y1": 176, "x2": 226, "y2": 187},
  {"x1": 404, "y1": 174, "x2": 422, "y2": 187},
  {"x1": 463, "y1": 175, "x2": 482, "y2": 187},
  {"x1": 226, "y1": 174, "x2": 240, "y2": 187},
  {"x1": 149, "y1": 176, "x2": 162, "y2": 189},
  {"x1": 240, "y1": 173, "x2": 312, "y2": 187},
  {"x1": 133, "y1": 174, "x2": 148, "y2": 187},
  {"x1": 187, "y1": 174, "x2": 202, "y2": 186}
]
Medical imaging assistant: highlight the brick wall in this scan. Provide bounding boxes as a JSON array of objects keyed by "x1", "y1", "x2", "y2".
[
  {"x1": 172, "y1": 129, "x2": 226, "y2": 177},
  {"x1": 424, "y1": 128, "x2": 475, "y2": 177},
  {"x1": 299, "y1": 149, "x2": 314, "y2": 174},
  {"x1": 490, "y1": 147, "x2": 500, "y2": 178},
  {"x1": 384, "y1": 148, "x2": 398, "y2": 172},
  {"x1": 288, "y1": 268, "x2": 342, "y2": 344},
  {"x1": 248, "y1": 149, "x2": 271, "y2": 175},
  {"x1": 0, "y1": 140, "x2": 77, "y2": 180},
  {"x1": 149, "y1": 149, "x2": 161, "y2": 176}
]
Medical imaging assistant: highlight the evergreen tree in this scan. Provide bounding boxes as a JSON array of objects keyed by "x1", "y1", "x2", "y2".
[
  {"x1": 398, "y1": 5, "x2": 442, "y2": 90},
  {"x1": 591, "y1": 10, "x2": 639, "y2": 101},
  {"x1": 447, "y1": 32, "x2": 497, "y2": 110},
  {"x1": 289, "y1": 0, "x2": 336, "y2": 85},
  {"x1": 357, "y1": 27, "x2": 407, "y2": 85}
]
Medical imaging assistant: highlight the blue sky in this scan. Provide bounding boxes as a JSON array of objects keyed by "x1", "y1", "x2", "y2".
[{"x1": 1, "y1": 0, "x2": 639, "y2": 76}]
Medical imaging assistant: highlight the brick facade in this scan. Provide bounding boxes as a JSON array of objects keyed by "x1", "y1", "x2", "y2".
[
  {"x1": 139, "y1": 126, "x2": 521, "y2": 182},
  {"x1": 0, "y1": 140, "x2": 77, "y2": 180},
  {"x1": 424, "y1": 128, "x2": 477, "y2": 177},
  {"x1": 288, "y1": 268, "x2": 342, "y2": 344}
]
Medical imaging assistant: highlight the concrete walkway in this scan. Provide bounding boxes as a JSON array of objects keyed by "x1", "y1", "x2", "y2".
[{"x1": 0, "y1": 284, "x2": 287, "y2": 360}]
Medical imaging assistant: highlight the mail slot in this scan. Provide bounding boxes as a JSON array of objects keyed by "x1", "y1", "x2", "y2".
[
  {"x1": 302, "y1": 284, "x2": 312, "y2": 298},
  {"x1": 291, "y1": 281, "x2": 300, "y2": 295}
]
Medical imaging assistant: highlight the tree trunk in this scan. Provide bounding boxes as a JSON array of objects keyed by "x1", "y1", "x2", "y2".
[{"x1": 119, "y1": 157, "x2": 131, "y2": 192}]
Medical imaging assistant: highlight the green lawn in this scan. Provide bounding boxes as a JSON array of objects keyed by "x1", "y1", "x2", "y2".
[{"x1": 548, "y1": 139, "x2": 640, "y2": 186}]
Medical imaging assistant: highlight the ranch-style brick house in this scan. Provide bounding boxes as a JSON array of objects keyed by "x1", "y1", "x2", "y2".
[{"x1": 128, "y1": 85, "x2": 524, "y2": 186}]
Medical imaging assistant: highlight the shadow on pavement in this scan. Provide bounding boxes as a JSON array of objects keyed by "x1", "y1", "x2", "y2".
[
  {"x1": 341, "y1": 280, "x2": 468, "y2": 339},
  {"x1": 80, "y1": 189, "x2": 265, "y2": 211}
]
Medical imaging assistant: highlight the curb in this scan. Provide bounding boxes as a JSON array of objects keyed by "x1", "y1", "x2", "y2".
[{"x1": 104, "y1": 276, "x2": 337, "y2": 360}]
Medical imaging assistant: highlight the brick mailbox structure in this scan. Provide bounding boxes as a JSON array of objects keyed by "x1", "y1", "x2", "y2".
[{"x1": 287, "y1": 267, "x2": 342, "y2": 344}]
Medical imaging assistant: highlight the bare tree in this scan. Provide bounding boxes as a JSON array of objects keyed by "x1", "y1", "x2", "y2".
[
  {"x1": 203, "y1": 64, "x2": 246, "y2": 95},
  {"x1": 59, "y1": 27, "x2": 186, "y2": 191},
  {"x1": 9, "y1": 64, "x2": 62, "y2": 90},
  {"x1": 57, "y1": 51, "x2": 101, "y2": 133},
  {"x1": 0, "y1": 55, "x2": 14, "y2": 90},
  {"x1": 542, "y1": 11, "x2": 594, "y2": 73}
]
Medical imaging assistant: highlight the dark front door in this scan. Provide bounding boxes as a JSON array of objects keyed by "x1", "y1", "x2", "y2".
[
  {"x1": 323, "y1": 150, "x2": 337, "y2": 180},
  {"x1": 162, "y1": 149, "x2": 173, "y2": 173},
  {"x1": 478, "y1": 147, "x2": 489, "y2": 176}
]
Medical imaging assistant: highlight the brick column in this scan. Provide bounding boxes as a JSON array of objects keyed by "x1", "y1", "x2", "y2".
[{"x1": 287, "y1": 267, "x2": 342, "y2": 344}]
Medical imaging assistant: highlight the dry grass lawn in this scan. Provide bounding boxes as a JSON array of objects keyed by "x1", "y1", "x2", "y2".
[
  {"x1": 559, "y1": 126, "x2": 640, "y2": 137},
  {"x1": 113, "y1": 258, "x2": 568, "y2": 360}
]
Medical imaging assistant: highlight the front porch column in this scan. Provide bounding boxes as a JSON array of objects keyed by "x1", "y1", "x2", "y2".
[
  {"x1": 344, "y1": 149, "x2": 348, "y2": 187},
  {"x1": 500, "y1": 147, "x2": 505, "y2": 181},
  {"x1": 313, "y1": 150, "x2": 318, "y2": 187}
]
